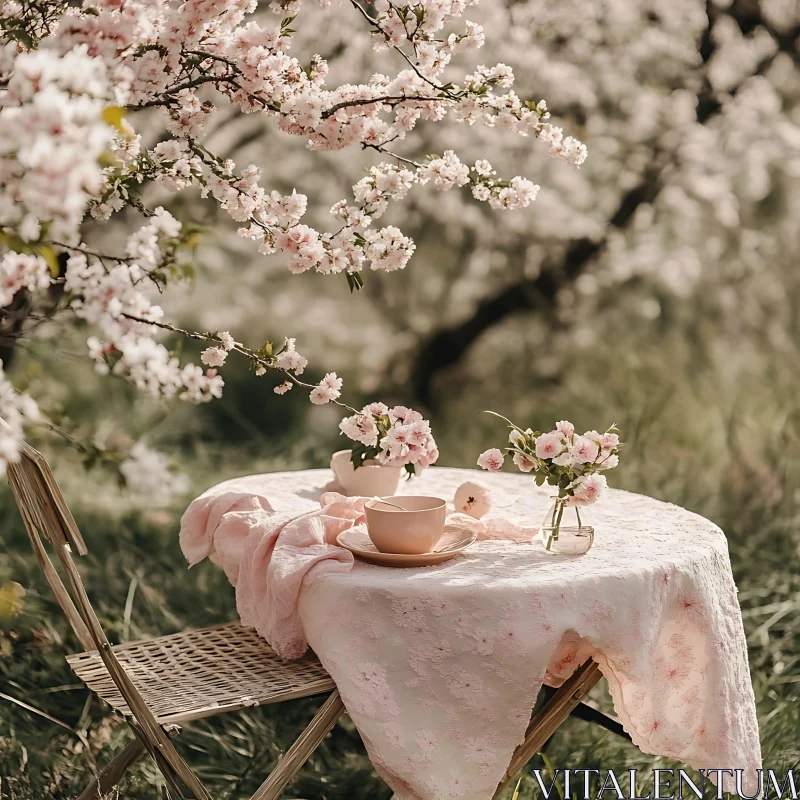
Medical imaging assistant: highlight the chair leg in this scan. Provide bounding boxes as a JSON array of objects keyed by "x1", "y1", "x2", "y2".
[
  {"x1": 77, "y1": 739, "x2": 147, "y2": 800},
  {"x1": 250, "y1": 690, "x2": 345, "y2": 800},
  {"x1": 127, "y1": 720, "x2": 210, "y2": 800},
  {"x1": 493, "y1": 660, "x2": 603, "y2": 798}
]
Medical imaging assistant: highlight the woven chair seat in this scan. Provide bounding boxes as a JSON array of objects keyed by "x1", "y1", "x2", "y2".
[{"x1": 67, "y1": 622, "x2": 335, "y2": 724}]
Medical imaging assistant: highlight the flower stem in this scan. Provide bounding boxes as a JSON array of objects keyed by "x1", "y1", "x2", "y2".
[{"x1": 546, "y1": 498, "x2": 565, "y2": 551}]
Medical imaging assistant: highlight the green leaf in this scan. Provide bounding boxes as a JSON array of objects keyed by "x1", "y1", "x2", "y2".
[
  {"x1": 105, "y1": 349, "x2": 123, "y2": 371},
  {"x1": 38, "y1": 246, "x2": 60, "y2": 278},
  {"x1": 346, "y1": 272, "x2": 364, "y2": 293},
  {"x1": 179, "y1": 261, "x2": 197, "y2": 282},
  {"x1": 541, "y1": 752, "x2": 565, "y2": 800},
  {"x1": 182, "y1": 230, "x2": 203, "y2": 250},
  {"x1": 0, "y1": 582, "x2": 26, "y2": 619},
  {"x1": 2, "y1": 24, "x2": 33, "y2": 48},
  {"x1": 349, "y1": 442, "x2": 381, "y2": 469},
  {"x1": 0, "y1": 232, "x2": 26, "y2": 252}
]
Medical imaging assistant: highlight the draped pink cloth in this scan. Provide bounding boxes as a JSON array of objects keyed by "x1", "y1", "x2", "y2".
[
  {"x1": 180, "y1": 467, "x2": 761, "y2": 800},
  {"x1": 181, "y1": 480, "x2": 364, "y2": 659}
]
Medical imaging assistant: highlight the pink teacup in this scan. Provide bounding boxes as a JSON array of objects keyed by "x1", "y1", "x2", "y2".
[{"x1": 364, "y1": 495, "x2": 447, "y2": 555}]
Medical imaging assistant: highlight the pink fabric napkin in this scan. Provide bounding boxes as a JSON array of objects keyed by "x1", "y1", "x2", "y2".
[{"x1": 182, "y1": 481, "x2": 362, "y2": 658}]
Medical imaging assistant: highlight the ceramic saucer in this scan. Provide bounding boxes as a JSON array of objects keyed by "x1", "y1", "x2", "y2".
[{"x1": 337, "y1": 524, "x2": 477, "y2": 567}]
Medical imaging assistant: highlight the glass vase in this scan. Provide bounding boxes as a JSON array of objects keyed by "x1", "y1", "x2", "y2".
[{"x1": 539, "y1": 496, "x2": 594, "y2": 556}]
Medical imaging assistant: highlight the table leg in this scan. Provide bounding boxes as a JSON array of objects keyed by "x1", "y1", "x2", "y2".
[{"x1": 493, "y1": 660, "x2": 603, "y2": 798}]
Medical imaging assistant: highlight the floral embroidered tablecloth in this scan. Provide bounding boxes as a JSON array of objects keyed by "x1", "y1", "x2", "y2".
[{"x1": 188, "y1": 467, "x2": 762, "y2": 799}]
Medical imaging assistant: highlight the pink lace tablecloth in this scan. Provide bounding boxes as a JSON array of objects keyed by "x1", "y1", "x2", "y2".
[{"x1": 183, "y1": 467, "x2": 761, "y2": 799}]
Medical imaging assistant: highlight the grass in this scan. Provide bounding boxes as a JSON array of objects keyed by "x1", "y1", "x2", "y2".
[{"x1": 1, "y1": 324, "x2": 800, "y2": 799}]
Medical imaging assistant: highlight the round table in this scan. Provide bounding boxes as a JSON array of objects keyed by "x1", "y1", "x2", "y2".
[{"x1": 193, "y1": 466, "x2": 762, "y2": 800}]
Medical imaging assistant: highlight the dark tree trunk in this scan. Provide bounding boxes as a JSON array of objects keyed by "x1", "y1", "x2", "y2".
[{"x1": 410, "y1": 169, "x2": 663, "y2": 406}]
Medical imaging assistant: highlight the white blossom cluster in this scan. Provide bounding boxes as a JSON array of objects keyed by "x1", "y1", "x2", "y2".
[
  {"x1": 0, "y1": 359, "x2": 40, "y2": 475},
  {"x1": 66, "y1": 210, "x2": 225, "y2": 404},
  {"x1": 0, "y1": 0, "x2": 586, "y2": 476},
  {"x1": 236, "y1": 0, "x2": 800, "y2": 400},
  {"x1": 0, "y1": 44, "x2": 112, "y2": 244},
  {"x1": 119, "y1": 442, "x2": 190, "y2": 507},
  {"x1": 0, "y1": 252, "x2": 51, "y2": 307},
  {"x1": 2, "y1": 0, "x2": 585, "y2": 278}
]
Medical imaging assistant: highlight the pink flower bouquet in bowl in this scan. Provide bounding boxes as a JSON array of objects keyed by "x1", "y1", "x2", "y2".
[
  {"x1": 332, "y1": 403, "x2": 439, "y2": 497},
  {"x1": 478, "y1": 414, "x2": 622, "y2": 555}
]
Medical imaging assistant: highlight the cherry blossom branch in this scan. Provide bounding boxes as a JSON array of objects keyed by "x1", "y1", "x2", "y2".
[
  {"x1": 364, "y1": 143, "x2": 423, "y2": 168},
  {"x1": 346, "y1": 0, "x2": 458, "y2": 99},
  {"x1": 120, "y1": 313, "x2": 359, "y2": 413},
  {"x1": 49, "y1": 241, "x2": 133, "y2": 265},
  {"x1": 128, "y1": 74, "x2": 243, "y2": 109},
  {"x1": 0, "y1": 0, "x2": 589, "y2": 473},
  {"x1": 321, "y1": 93, "x2": 450, "y2": 119}
]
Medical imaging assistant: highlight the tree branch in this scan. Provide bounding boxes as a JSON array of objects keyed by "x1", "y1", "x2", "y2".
[
  {"x1": 321, "y1": 93, "x2": 449, "y2": 119},
  {"x1": 120, "y1": 314, "x2": 359, "y2": 413}
]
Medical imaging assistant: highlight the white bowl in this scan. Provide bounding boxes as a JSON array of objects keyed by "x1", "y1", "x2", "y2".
[{"x1": 330, "y1": 449, "x2": 404, "y2": 498}]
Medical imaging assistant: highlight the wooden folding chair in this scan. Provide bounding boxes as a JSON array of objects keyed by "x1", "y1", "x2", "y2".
[
  {"x1": 5, "y1": 436, "x2": 628, "y2": 799},
  {"x1": 5, "y1": 440, "x2": 343, "y2": 800}
]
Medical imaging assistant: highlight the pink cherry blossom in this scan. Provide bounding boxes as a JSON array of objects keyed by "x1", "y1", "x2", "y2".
[
  {"x1": 477, "y1": 448, "x2": 504, "y2": 472},
  {"x1": 599, "y1": 453, "x2": 620, "y2": 470},
  {"x1": 0, "y1": 0, "x2": 590, "y2": 473},
  {"x1": 339, "y1": 412, "x2": 380, "y2": 447},
  {"x1": 572, "y1": 435, "x2": 600, "y2": 464},
  {"x1": 338, "y1": 402, "x2": 436, "y2": 474},
  {"x1": 200, "y1": 347, "x2": 228, "y2": 368},
  {"x1": 600, "y1": 432, "x2": 620, "y2": 449},
  {"x1": 0, "y1": 253, "x2": 51, "y2": 306},
  {"x1": 535, "y1": 432, "x2": 563, "y2": 460},
  {"x1": 275, "y1": 340, "x2": 308, "y2": 375},
  {"x1": 309, "y1": 372, "x2": 343, "y2": 404},
  {"x1": 512, "y1": 452, "x2": 536, "y2": 472},
  {"x1": 568, "y1": 473, "x2": 608, "y2": 506},
  {"x1": 555, "y1": 420, "x2": 574, "y2": 437},
  {"x1": 479, "y1": 415, "x2": 621, "y2": 513}
]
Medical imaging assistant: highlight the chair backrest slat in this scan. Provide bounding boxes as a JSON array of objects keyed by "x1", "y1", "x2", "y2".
[
  {"x1": 16, "y1": 441, "x2": 87, "y2": 554},
  {"x1": 9, "y1": 473, "x2": 96, "y2": 650}
]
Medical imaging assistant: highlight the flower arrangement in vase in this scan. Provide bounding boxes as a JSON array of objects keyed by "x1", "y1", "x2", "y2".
[
  {"x1": 332, "y1": 403, "x2": 438, "y2": 497},
  {"x1": 478, "y1": 415, "x2": 622, "y2": 555}
]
